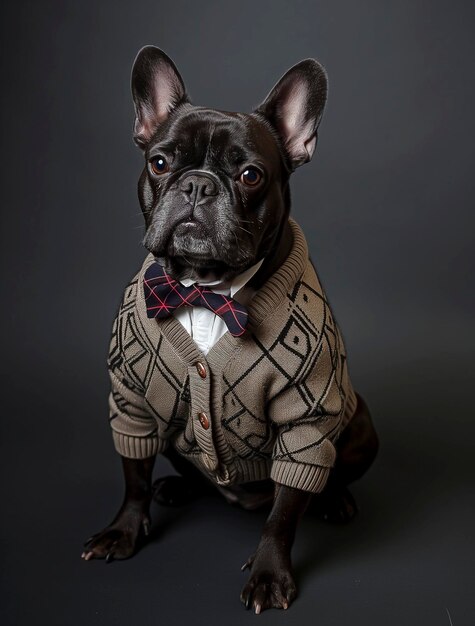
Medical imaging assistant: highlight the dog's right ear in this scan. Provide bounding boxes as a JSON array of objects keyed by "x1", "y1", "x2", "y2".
[{"x1": 131, "y1": 46, "x2": 190, "y2": 149}]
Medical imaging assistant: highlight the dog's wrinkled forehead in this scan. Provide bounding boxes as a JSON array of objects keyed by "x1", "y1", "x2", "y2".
[
  {"x1": 132, "y1": 46, "x2": 328, "y2": 171},
  {"x1": 147, "y1": 107, "x2": 283, "y2": 176}
]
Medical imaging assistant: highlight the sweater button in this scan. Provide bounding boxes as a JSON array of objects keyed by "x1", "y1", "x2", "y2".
[
  {"x1": 195, "y1": 361, "x2": 207, "y2": 378},
  {"x1": 198, "y1": 411, "x2": 209, "y2": 429}
]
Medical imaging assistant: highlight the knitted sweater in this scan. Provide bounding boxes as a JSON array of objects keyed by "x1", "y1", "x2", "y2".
[{"x1": 106, "y1": 217, "x2": 358, "y2": 494}]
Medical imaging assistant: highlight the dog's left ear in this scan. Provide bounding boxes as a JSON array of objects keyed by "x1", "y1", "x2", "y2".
[
  {"x1": 131, "y1": 45, "x2": 190, "y2": 149},
  {"x1": 253, "y1": 59, "x2": 328, "y2": 170}
]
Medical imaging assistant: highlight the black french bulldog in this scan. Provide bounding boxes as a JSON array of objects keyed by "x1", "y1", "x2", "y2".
[{"x1": 82, "y1": 46, "x2": 379, "y2": 614}]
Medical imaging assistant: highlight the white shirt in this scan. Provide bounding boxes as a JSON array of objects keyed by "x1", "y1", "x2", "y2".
[{"x1": 173, "y1": 257, "x2": 265, "y2": 355}]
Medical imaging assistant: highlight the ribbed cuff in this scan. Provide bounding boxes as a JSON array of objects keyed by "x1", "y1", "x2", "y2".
[
  {"x1": 112, "y1": 431, "x2": 166, "y2": 459},
  {"x1": 270, "y1": 460, "x2": 331, "y2": 493}
]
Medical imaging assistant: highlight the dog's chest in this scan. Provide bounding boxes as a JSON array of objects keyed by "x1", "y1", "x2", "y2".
[
  {"x1": 140, "y1": 278, "x2": 329, "y2": 461},
  {"x1": 142, "y1": 336, "x2": 278, "y2": 460}
]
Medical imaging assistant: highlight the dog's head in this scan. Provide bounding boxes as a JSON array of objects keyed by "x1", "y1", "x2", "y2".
[{"x1": 131, "y1": 46, "x2": 327, "y2": 283}]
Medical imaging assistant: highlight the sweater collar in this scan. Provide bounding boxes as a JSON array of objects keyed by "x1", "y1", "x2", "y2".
[{"x1": 244, "y1": 216, "x2": 308, "y2": 329}]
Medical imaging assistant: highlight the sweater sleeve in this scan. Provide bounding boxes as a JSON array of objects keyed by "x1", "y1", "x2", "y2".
[
  {"x1": 267, "y1": 326, "x2": 355, "y2": 494},
  {"x1": 106, "y1": 304, "x2": 168, "y2": 459},
  {"x1": 107, "y1": 367, "x2": 165, "y2": 459}
]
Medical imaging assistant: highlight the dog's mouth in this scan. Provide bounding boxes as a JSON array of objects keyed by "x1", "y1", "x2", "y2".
[
  {"x1": 164, "y1": 220, "x2": 233, "y2": 272},
  {"x1": 146, "y1": 217, "x2": 255, "y2": 282},
  {"x1": 155, "y1": 253, "x2": 238, "y2": 283}
]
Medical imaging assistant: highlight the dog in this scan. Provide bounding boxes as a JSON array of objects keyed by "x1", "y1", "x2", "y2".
[{"x1": 82, "y1": 46, "x2": 379, "y2": 614}]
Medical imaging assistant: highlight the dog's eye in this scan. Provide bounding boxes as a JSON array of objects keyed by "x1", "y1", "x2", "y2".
[
  {"x1": 150, "y1": 156, "x2": 169, "y2": 175},
  {"x1": 240, "y1": 167, "x2": 262, "y2": 186}
]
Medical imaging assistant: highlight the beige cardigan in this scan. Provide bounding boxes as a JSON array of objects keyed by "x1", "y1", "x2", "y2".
[{"x1": 106, "y1": 217, "x2": 358, "y2": 494}]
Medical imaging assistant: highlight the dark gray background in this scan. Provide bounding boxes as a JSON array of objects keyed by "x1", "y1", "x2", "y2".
[{"x1": 1, "y1": 1, "x2": 474, "y2": 624}]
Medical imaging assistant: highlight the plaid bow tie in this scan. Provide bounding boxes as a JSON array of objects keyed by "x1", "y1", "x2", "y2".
[{"x1": 143, "y1": 262, "x2": 249, "y2": 337}]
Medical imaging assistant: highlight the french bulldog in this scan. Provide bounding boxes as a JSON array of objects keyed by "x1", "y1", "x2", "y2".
[{"x1": 82, "y1": 46, "x2": 379, "y2": 614}]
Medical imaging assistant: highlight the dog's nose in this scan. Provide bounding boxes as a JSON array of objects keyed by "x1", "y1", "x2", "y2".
[{"x1": 179, "y1": 171, "x2": 219, "y2": 204}]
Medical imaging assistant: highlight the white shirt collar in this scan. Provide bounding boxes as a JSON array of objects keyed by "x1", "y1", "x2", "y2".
[{"x1": 178, "y1": 256, "x2": 265, "y2": 297}]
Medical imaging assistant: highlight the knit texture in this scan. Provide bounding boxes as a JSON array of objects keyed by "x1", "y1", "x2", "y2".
[{"x1": 106, "y1": 217, "x2": 358, "y2": 494}]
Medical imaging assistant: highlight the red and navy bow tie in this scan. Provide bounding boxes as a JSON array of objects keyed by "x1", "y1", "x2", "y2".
[{"x1": 143, "y1": 262, "x2": 249, "y2": 337}]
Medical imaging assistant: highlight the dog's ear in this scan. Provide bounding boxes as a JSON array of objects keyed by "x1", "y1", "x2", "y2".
[
  {"x1": 131, "y1": 46, "x2": 190, "y2": 149},
  {"x1": 253, "y1": 59, "x2": 328, "y2": 170}
]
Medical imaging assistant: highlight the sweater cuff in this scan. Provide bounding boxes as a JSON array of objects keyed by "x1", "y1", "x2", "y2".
[
  {"x1": 270, "y1": 460, "x2": 331, "y2": 493},
  {"x1": 112, "y1": 431, "x2": 166, "y2": 459}
]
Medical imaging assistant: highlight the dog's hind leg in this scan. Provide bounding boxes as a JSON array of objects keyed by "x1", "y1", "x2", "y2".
[{"x1": 308, "y1": 391, "x2": 379, "y2": 522}]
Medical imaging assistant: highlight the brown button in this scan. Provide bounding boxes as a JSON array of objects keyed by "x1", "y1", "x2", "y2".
[
  {"x1": 198, "y1": 411, "x2": 209, "y2": 429},
  {"x1": 195, "y1": 361, "x2": 207, "y2": 378}
]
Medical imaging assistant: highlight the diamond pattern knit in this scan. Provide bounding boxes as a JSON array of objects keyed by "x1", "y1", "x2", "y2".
[{"x1": 106, "y1": 217, "x2": 358, "y2": 494}]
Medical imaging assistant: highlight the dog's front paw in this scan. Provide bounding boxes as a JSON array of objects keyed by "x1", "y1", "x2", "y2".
[
  {"x1": 240, "y1": 549, "x2": 297, "y2": 613},
  {"x1": 81, "y1": 508, "x2": 150, "y2": 562}
]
